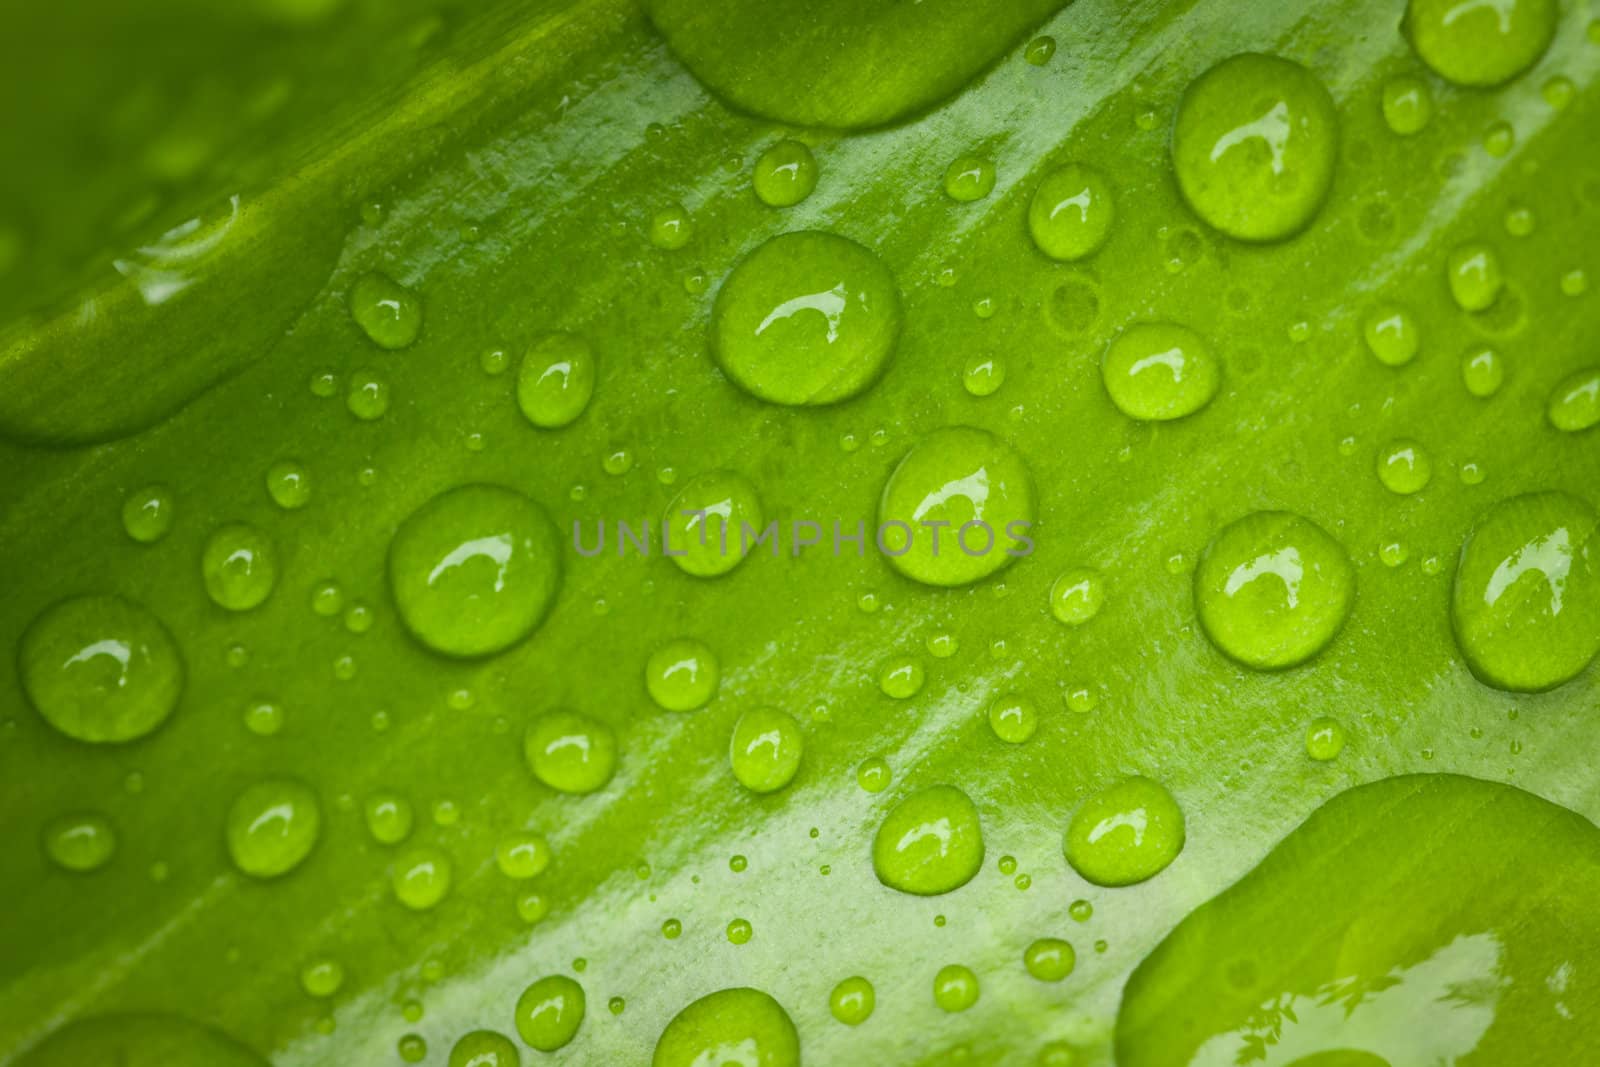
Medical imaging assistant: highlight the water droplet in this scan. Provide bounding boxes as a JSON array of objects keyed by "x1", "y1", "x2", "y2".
[
  {"x1": 1381, "y1": 74, "x2": 1433, "y2": 134},
  {"x1": 524, "y1": 711, "x2": 618, "y2": 794},
  {"x1": 926, "y1": 631, "x2": 959, "y2": 658},
  {"x1": 963, "y1": 354, "x2": 1006, "y2": 397},
  {"x1": 300, "y1": 959, "x2": 344, "y2": 998},
  {"x1": 829, "y1": 976, "x2": 875, "y2": 1025},
  {"x1": 1050, "y1": 568, "x2": 1106, "y2": 625},
  {"x1": 1172, "y1": 53, "x2": 1339, "y2": 241},
  {"x1": 1446, "y1": 242, "x2": 1503, "y2": 311},
  {"x1": 349, "y1": 272, "x2": 422, "y2": 349},
  {"x1": 988, "y1": 693, "x2": 1039, "y2": 744},
  {"x1": 43, "y1": 811, "x2": 117, "y2": 872},
  {"x1": 122, "y1": 485, "x2": 175, "y2": 543},
  {"x1": 448, "y1": 1030, "x2": 519, "y2": 1067},
  {"x1": 661, "y1": 918, "x2": 682, "y2": 939},
  {"x1": 345, "y1": 368, "x2": 390, "y2": 421},
  {"x1": 479, "y1": 347, "x2": 510, "y2": 376},
  {"x1": 726, "y1": 917, "x2": 753, "y2": 944},
  {"x1": 1196, "y1": 511, "x2": 1354, "y2": 669},
  {"x1": 933, "y1": 964, "x2": 980, "y2": 1012},
  {"x1": 1562, "y1": 268, "x2": 1590, "y2": 297},
  {"x1": 392, "y1": 846, "x2": 452, "y2": 910},
  {"x1": 1070, "y1": 899, "x2": 1094, "y2": 922},
  {"x1": 1451, "y1": 491, "x2": 1600, "y2": 691},
  {"x1": 712, "y1": 231, "x2": 901, "y2": 406},
  {"x1": 944, "y1": 155, "x2": 996, "y2": 202},
  {"x1": 518, "y1": 891, "x2": 550, "y2": 924},
  {"x1": 1405, "y1": 0, "x2": 1556, "y2": 86},
  {"x1": 265, "y1": 461, "x2": 311, "y2": 510},
  {"x1": 857, "y1": 756, "x2": 891, "y2": 793},
  {"x1": 1028, "y1": 164, "x2": 1115, "y2": 261},
  {"x1": 877, "y1": 656, "x2": 925, "y2": 699},
  {"x1": 1363, "y1": 305, "x2": 1420, "y2": 366},
  {"x1": 1101, "y1": 323, "x2": 1220, "y2": 421},
  {"x1": 20, "y1": 596, "x2": 183, "y2": 744},
  {"x1": 364, "y1": 793, "x2": 414, "y2": 845},
  {"x1": 653, "y1": 989, "x2": 799, "y2": 1067},
  {"x1": 495, "y1": 831, "x2": 551, "y2": 880},
  {"x1": 1546, "y1": 367, "x2": 1600, "y2": 432},
  {"x1": 202, "y1": 523, "x2": 277, "y2": 611},
  {"x1": 664, "y1": 470, "x2": 763, "y2": 577},
  {"x1": 1025, "y1": 35, "x2": 1056, "y2": 65},
  {"x1": 878, "y1": 426, "x2": 1036, "y2": 587},
  {"x1": 226, "y1": 779, "x2": 321, "y2": 878},
  {"x1": 1305, "y1": 716, "x2": 1347, "y2": 760},
  {"x1": 1542, "y1": 75, "x2": 1576, "y2": 109},
  {"x1": 388, "y1": 484, "x2": 562, "y2": 657},
  {"x1": 1380, "y1": 539, "x2": 1411, "y2": 568},
  {"x1": 1376, "y1": 439, "x2": 1433, "y2": 494},
  {"x1": 398, "y1": 1034, "x2": 427, "y2": 1063},
  {"x1": 645, "y1": 638, "x2": 719, "y2": 711},
  {"x1": 1024, "y1": 938, "x2": 1077, "y2": 982},
  {"x1": 1064, "y1": 777, "x2": 1185, "y2": 886},
  {"x1": 1461, "y1": 346, "x2": 1506, "y2": 397},
  {"x1": 515, "y1": 333, "x2": 596, "y2": 431},
  {"x1": 649, "y1": 204, "x2": 694, "y2": 250},
  {"x1": 729, "y1": 707, "x2": 804, "y2": 793},
  {"x1": 1483, "y1": 120, "x2": 1515, "y2": 157},
  {"x1": 515, "y1": 975, "x2": 585, "y2": 1051},
  {"x1": 243, "y1": 699, "x2": 284, "y2": 737},
  {"x1": 308, "y1": 580, "x2": 343, "y2": 618},
  {"x1": 873, "y1": 785, "x2": 984, "y2": 895},
  {"x1": 752, "y1": 140, "x2": 819, "y2": 207}
]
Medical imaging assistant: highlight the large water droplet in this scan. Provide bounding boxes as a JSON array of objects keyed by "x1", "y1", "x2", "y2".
[
  {"x1": 1406, "y1": 0, "x2": 1556, "y2": 86},
  {"x1": 1101, "y1": 323, "x2": 1220, "y2": 421},
  {"x1": 1195, "y1": 511, "x2": 1355, "y2": 670},
  {"x1": 524, "y1": 711, "x2": 618, "y2": 794},
  {"x1": 448, "y1": 1030, "x2": 520, "y2": 1067},
  {"x1": 711, "y1": 231, "x2": 901, "y2": 406},
  {"x1": 872, "y1": 784, "x2": 984, "y2": 896},
  {"x1": 1028, "y1": 164, "x2": 1115, "y2": 261},
  {"x1": 516, "y1": 975, "x2": 585, "y2": 1052},
  {"x1": 202, "y1": 524, "x2": 277, "y2": 611},
  {"x1": 226, "y1": 779, "x2": 321, "y2": 878},
  {"x1": 878, "y1": 426, "x2": 1036, "y2": 587},
  {"x1": 388, "y1": 485, "x2": 562, "y2": 657},
  {"x1": 517, "y1": 333, "x2": 596, "y2": 430},
  {"x1": 20, "y1": 596, "x2": 184, "y2": 744},
  {"x1": 1064, "y1": 777, "x2": 1185, "y2": 887},
  {"x1": 729, "y1": 707, "x2": 804, "y2": 793},
  {"x1": 1172, "y1": 53, "x2": 1339, "y2": 242},
  {"x1": 1451, "y1": 491, "x2": 1599, "y2": 691},
  {"x1": 652, "y1": 988, "x2": 799, "y2": 1067},
  {"x1": 663, "y1": 470, "x2": 763, "y2": 577}
]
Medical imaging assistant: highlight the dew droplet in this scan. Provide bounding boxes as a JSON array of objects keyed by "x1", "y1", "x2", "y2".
[
  {"x1": 872, "y1": 785, "x2": 984, "y2": 895},
  {"x1": 712, "y1": 231, "x2": 902, "y2": 406},
  {"x1": 1461, "y1": 346, "x2": 1505, "y2": 397},
  {"x1": 122, "y1": 485, "x2": 175, "y2": 543},
  {"x1": 988, "y1": 693, "x2": 1039, "y2": 744},
  {"x1": 1172, "y1": 53, "x2": 1339, "y2": 241},
  {"x1": 729, "y1": 707, "x2": 805, "y2": 793},
  {"x1": 1024, "y1": 938, "x2": 1076, "y2": 982},
  {"x1": 1101, "y1": 323, "x2": 1220, "y2": 421},
  {"x1": 877, "y1": 656, "x2": 925, "y2": 699},
  {"x1": 495, "y1": 831, "x2": 551, "y2": 880},
  {"x1": 1405, "y1": 0, "x2": 1556, "y2": 86},
  {"x1": 829, "y1": 976, "x2": 875, "y2": 1025},
  {"x1": 43, "y1": 811, "x2": 117, "y2": 872},
  {"x1": 1376, "y1": 439, "x2": 1433, "y2": 494},
  {"x1": 1305, "y1": 716, "x2": 1347, "y2": 760},
  {"x1": 349, "y1": 272, "x2": 422, "y2": 349},
  {"x1": 1483, "y1": 120, "x2": 1516, "y2": 157},
  {"x1": 448, "y1": 1030, "x2": 519, "y2": 1067},
  {"x1": 1025, "y1": 35, "x2": 1056, "y2": 65},
  {"x1": 1195, "y1": 511, "x2": 1354, "y2": 669},
  {"x1": 944, "y1": 155, "x2": 996, "y2": 202},
  {"x1": 1546, "y1": 367, "x2": 1600, "y2": 432},
  {"x1": 1064, "y1": 777, "x2": 1185, "y2": 887},
  {"x1": 524, "y1": 711, "x2": 618, "y2": 794},
  {"x1": 516, "y1": 333, "x2": 596, "y2": 430},
  {"x1": 649, "y1": 203, "x2": 693, "y2": 250},
  {"x1": 645, "y1": 638, "x2": 719, "y2": 711},
  {"x1": 653, "y1": 989, "x2": 798, "y2": 1067},
  {"x1": 963, "y1": 354, "x2": 1006, "y2": 397},
  {"x1": 933, "y1": 964, "x2": 980, "y2": 1012},
  {"x1": 1363, "y1": 305, "x2": 1420, "y2": 366},
  {"x1": 726, "y1": 917, "x2": 753, "y2": 944},
  {"x1": 878, "y1": 426, "x2": 1036, "y2": 587},
  {"x1": 1446, "y1": 242, "x2": 1503, "y2": 312},
  {"x1": 300, "y1": 959, "x2": 344, "y2": 998},
  {"x1": 1381, "y1": 74, "x2": 1433, "y2": 135},
  {"x1": 226, "y1": 778, "x2": 321, "y2": 878},
  {"x1": 364, "y1": 793, "x2": 414, "y2": 845},
  {"x1": 346, "y1": 368, "x2": 390, "y2": 420},
  {"x1": 752, "y1": 141, "x2": 819, "y2": 208},
  {"x1": 392, "y1": 846, "x2": 453, "y2": 910},
  {"x1": 202, "y1": 523, "x2": 277, "y2": 611},
  {"x1": 1451, "y1": 491, "x2": 1600, "y2": 691},
  {"x1": 1050, "y1": 568, "x2": 1105, "y2": 625},
  {"x1": 664, "y1": 470, "x2": 763, "y2": 577},
  {"x1": 265, "y1": 460, "x2": 311, "y2": 510},
  {"x1": 1028, "y1": 164, "x2": 1115, "y2": 261},
  {"x1": 857, "y1": 756, "x2": 891, "y2": 793},
  {"x1": 243, "y1": 699, "x2": 285, "y2": 737},
  {"x1": 516, "y1": 975, "x2": 585, "y2": 1051},
  {"x1": 20, "y1": 595, "x2": 183, "y2": 744},
  {"x1": 388, "y1": 484, "x2": 562, "y2": 657}
]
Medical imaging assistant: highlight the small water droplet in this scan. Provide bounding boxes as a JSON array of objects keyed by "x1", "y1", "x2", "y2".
[
  {"x1": 752, "y1": 140, "x2": 819, "y2": 207},
  {"x1": 1064, "y1": 777, "x2": 1185, "y2": 886},
  {"x1": 873, "y1": 785, "x2": 984, "y2": 895}
]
